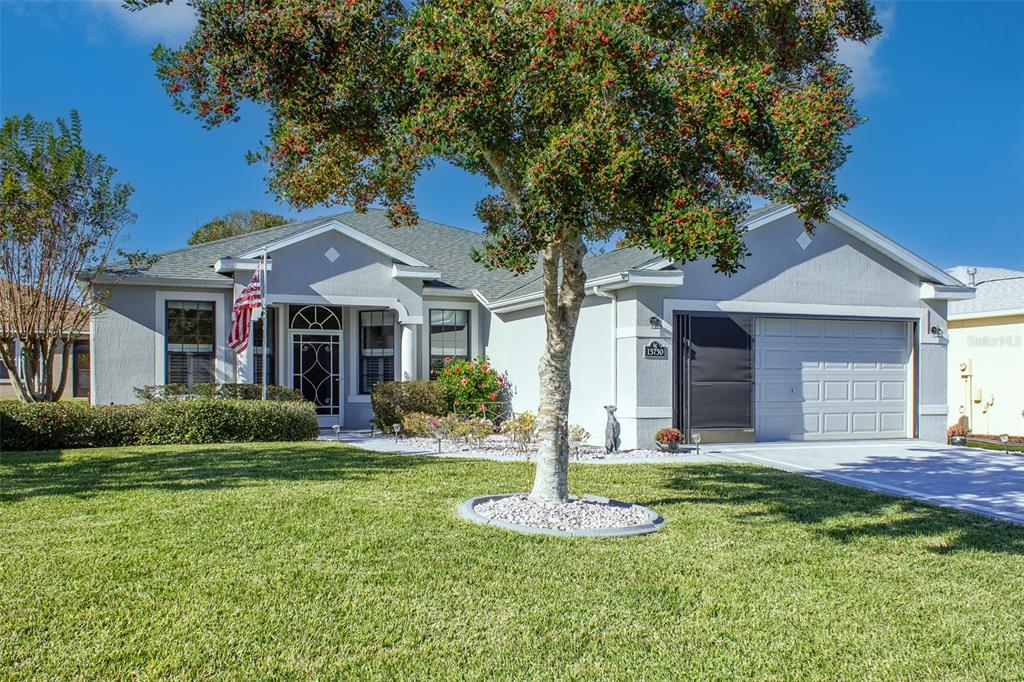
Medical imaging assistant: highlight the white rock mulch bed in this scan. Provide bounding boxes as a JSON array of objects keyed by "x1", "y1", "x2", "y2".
[
  {"x1": 473, "y1": 494, "x2": 652, "y2": 531},
  {"x1": 370, "y1": 433, "x2": 690, "y2": 462}
]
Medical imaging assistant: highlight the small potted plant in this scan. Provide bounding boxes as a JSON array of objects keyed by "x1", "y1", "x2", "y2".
[
  {"x1": 947, "y1": 422, "x2": 969, "y2": 446},
  {"x1": 654, "y1": 427, "x2": 685, "y2": 452}
]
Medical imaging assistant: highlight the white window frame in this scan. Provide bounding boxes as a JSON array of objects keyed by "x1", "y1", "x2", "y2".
[{"x1": 155, "y1": 290, "x2": 227, "y2": 386}]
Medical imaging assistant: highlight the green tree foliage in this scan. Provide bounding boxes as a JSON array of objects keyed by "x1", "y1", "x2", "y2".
[
  {"x1": 187, "y1": 209, "x2": 289, "y2": 245},
  {"x1": 136, "y1": 0, "x2": 879, "y2": 502},
  {"x1": 0, "y1": 110, "x2": 134, "y2": 402}
]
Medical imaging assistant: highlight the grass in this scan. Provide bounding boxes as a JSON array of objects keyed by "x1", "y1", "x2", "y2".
[
  {"x1": 2, "y1": 443, "x2": 1023, "y2": 680},
  {"x1": 966, "y1": 438, "x2": 1024, "y2": 454}
]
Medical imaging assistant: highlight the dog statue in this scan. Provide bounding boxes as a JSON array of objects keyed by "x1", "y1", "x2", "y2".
[{"x1": 604, "y1": 405, "x2": 621, "y2": 454}]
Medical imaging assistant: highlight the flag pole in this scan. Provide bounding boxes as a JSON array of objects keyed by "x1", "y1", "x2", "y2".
[{"x1": 261, "y1": 248, "x2": 268, "y2": 401}]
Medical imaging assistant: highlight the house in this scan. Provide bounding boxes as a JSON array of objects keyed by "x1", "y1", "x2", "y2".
[
  {"x1": 85, "y1": 205, "x2": 972, "y2": 448},
  {"x1": 0, "y1": 286, "x2": 90, "y2": 401},
  {"x1": 945, "y1": 266, "x2": 1023, "y2": 437}
]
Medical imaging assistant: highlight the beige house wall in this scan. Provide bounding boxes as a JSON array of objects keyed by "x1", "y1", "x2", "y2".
[
  {"x1": 947, "y1": 314, "x2": 1024, "y2": 436},
  {"x1": 0, "y1": 336, "x2": 88, "y2": 401}
]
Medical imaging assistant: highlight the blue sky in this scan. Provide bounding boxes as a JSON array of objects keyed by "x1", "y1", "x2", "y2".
[{"x1": 1, "y1": 1, "x2": 1022, "y2": 271}]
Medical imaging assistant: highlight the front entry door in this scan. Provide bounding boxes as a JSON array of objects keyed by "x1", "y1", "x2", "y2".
[{"x1": 291, "y1": 332, "x2": 342, "y2": 426}]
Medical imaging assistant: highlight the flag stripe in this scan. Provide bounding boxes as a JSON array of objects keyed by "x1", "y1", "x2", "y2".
[{"x1": 227, "y1": 262, "x2": 264, "y2": 355}]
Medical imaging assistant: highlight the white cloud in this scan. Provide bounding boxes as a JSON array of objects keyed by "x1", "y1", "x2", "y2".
[
  {"x1": 837, "y1": 5, "x2": 893, "y2": 97},
  {"x1": 87, "y1": 0, "x2": 197, "y2": 46}
]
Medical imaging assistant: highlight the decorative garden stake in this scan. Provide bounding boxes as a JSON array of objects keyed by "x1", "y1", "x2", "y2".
[
  {"x1": 604, "y1": 405, "x2": 620, "y2": 454},
  {"x1": 136, "y1": 0, "x2": 881, "y2": 506},
  {"x1": 392, "y1": 423, "x2": 401, "y2": 442}
]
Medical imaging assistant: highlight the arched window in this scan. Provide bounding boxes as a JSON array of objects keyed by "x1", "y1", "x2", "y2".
[{"x1": 289, "y1": 305, "x2": 343, "y2": 330}]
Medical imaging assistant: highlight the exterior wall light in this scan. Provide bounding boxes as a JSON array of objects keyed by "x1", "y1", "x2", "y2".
[{"x1": 649, "y1": 316, "x2": 661, "y2": 330}]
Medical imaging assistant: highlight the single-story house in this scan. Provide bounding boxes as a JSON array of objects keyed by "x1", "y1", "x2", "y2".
[
  {"x1": 85, "y1": 205, "x2": 972, "y2": 448},
  {"x1": 945, "y1": 266, "x2": 1023, "y2": 436},
  {"x1": 0, "y1": 288, "x2": 90, "y2": 401}
]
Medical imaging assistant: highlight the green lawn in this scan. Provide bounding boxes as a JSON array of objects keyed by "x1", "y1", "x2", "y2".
[{"x1": 2, "y1": 443, "x2": 1022, "y2": 680}]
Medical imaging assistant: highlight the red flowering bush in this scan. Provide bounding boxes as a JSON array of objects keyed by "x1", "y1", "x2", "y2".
[
  {"x1": 655, "y1": 428, "x2": 684, "y2": 445},
  {"x1": 436, "y1": 356, "x2": 507, "y2": 418}
]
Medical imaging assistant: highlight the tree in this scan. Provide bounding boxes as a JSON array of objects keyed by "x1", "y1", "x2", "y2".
[
  {"x1": 137, "y1": 0, "x2": 879, "y2": 503},
  {"x1": 188, "y1": 208, "x2": 289, "y2": 244},
  {"x1": 0, "y1": 111, "x2": 134, "y2": 402}
]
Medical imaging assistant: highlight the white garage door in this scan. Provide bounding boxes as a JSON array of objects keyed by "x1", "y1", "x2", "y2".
[{"x1": 754, "y1": 318, "x2": 910, "y2": 441}]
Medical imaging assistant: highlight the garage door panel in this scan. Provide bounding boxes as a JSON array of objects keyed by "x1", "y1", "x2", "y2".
[{"x1": 754, "y1": 318, "x2": 909, "y2": 441}]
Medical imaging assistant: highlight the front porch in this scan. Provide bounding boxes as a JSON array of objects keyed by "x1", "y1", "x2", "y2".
[{"x1": 237, "y1": 302, "x2": 420, "y2": 428}]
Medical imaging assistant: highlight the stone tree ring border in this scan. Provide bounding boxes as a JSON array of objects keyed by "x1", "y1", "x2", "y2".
[{"x1": 457, "y1": 493, "x2": 667, "y2": 538}]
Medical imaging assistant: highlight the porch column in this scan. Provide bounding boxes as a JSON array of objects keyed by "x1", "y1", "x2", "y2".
[{"x1": 400, "y1": 323, "x2": 417, "y2": 381}]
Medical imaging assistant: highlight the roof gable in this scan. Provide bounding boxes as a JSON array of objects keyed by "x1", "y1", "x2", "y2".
[{"x1": 747, "y1": 205, "x2": 961, "y2": 286}]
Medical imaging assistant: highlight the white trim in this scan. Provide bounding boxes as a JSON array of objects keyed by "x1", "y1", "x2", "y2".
[
  {"x1": 949, "y1": 307, "x2": 1024, "y2": 321},
  {"x1": 826, "y1": 209, "x2": 963, "y2": 286},
  {"x1": 154, "y1": 290, "x2": 227, "y2": 386},
  {"x1": 742, "y1": 204, "x2": 797, "y2": 230},
  {"x1": 265, "y1": 293, "x2": 420, "y2": 325},
  {"x1": 920, "y1": 283, "x2": 974, "y2": 301},
  {"x1": 920, "y1": 404, "x2": 949, "y2": 416},
  {"x1": 636, "y1": 256, "x2": 675, "y2": 271},
  {"x1": 420, "y1": 300, "x2": 479, "y2": 380},
  {"x1": 392, "y1": 264, "x2": 443, "y2": 280},
  {"x1": 88, "y1": 313, "x2": 97, "y2": 405},
  {"x1": 238, "y1": 219, "x2": 429, "y2": 267},
  {"x1": 214, "y1": 257, "x2": 273, "y2": 274},
  {"x1": 661, "y1": 298, "x2": 923, "y2": 322},
  {"x1": 423, "y1": 286, "x2": 476, "y2": 298},
  {"x1": 633, "y1": 406, "x2": 672, "y2": 419},
  {"x1": 93, "y1": 275, "x2": 234, "y2": 289}
]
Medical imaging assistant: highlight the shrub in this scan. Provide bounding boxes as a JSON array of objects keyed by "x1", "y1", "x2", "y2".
[
  {"x1": 436, "y1": 357, "x2": 507, "y2": 418},
  {"x1": 370, "y1": 380, "x2": 446, "y2": 430},
  {"x1": 401, "y1": 411, "x2": 435, "y2": 437},
  {"x1": 501, "y1": 411, "x2": 537, "y2": 452},
  {"x1": 655, "y1": 427, "x2": 684, "y2": 445},
  {"x1": 569, "y1": 425, "x2": 591, "y2": 444},
  {"x1": 0, "y1": 400, "x2": 318, "y2": 451},
  {"x1": 447, "y1": 415, "x2": 494, "y2": 446},
  {"x1": 134, "y1": 383, "x2": 303, "y2": 402},
  {"x1": 947, "y1": 421, "x2": 969, "y2": 438}
]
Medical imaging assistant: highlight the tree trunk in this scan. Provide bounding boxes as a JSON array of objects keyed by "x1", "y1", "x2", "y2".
[
  {"x1": 0, "y1": 337, "x2": 70, "y2": 402},
  {"x1": 529, "y1": 235, "x2": 588, "y2": 505}
]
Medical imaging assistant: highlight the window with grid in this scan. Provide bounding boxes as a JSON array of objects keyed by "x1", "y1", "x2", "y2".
[
  {"x1": 252, "y1": 307, "x2": 277, "y2": 386},
  {"x1": 429, "y1": 309, "x2": 470, "y2": 378},
  {"x1": 359, "y1": 310, "x2": 395, "y2": 393},
  {"x1": 166, "y1": 300, "x2": 215, "y2": 387}
]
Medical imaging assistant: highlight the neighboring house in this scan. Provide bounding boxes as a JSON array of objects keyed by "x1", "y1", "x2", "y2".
[
  {"x1": 945, "y1": 266, "x2": 1024, "y2": 436},
  {"x1": 0, "y1": 337, "x2": 90, "y2": 401},
  {"x1": 85, "y1": 205, "x2": 971, "y2": 447},
  {"x1": 0, "y1": 288, "x2": 91, "y2": 401}
]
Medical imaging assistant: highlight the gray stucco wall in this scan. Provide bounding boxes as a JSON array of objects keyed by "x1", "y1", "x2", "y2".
[
  {"x1": 251, "y1": 231, "x2": 423, "y2": 321},
  {"x1": 92, "y1": 284, "x2": 233, "y2": 404},
  {"x1": 623, "y1": 214, "x2": 946, "y2": 445}
]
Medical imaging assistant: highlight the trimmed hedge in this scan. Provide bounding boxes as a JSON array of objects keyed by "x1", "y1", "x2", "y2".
[
  {"x1": 0, "y1": 399, "x2": 319, "y2": 451},
  {"x1": 370, "y1": 380, "x2": 446, "y2": 430},
  {"x1": 134, "y1": 383, "x2": 303, "y2": 402}
]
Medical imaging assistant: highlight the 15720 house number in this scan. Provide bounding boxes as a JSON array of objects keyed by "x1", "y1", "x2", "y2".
[{"x1": 644, "y1": 341, "x2": 667, "y2": 359}]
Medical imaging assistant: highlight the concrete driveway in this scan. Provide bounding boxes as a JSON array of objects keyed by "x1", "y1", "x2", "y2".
[{"x1": 707, "y1": 440, "x2": 1024, "y2": 525}]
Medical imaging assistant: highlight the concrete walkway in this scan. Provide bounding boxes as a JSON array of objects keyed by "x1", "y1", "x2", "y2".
[
  {"x1": 707, "y1": 440, "x2": 1024, "y2": 525},
  {"x1": 322, "y1": 430, "x2": 1024, "y2": 524}
]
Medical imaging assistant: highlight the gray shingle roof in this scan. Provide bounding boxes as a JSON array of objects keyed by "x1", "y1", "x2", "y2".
[
  {"x1": 98, "y1": 209, "x2": 662, "y2": 300},
  {"x1": 946, "y1": 266, "x2": 1024, "y2": 316},
  {"x1": 493, "y1": 245, "x2": 663, "y2": 301}
]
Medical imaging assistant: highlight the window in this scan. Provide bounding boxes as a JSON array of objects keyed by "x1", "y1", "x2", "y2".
[
  {"x1": 429, "y1": 309, "x2": 470, "y2": 378},
  {"x1": 72, "y1": 340, "x2": 90, "y2": 398},
  {"x1": 252, "y1": 307, "x2": 277, "y2": 386},
  {"x1": 166, "y1": 300, "x2": 215, "y2": 387},
  {"x1": 359, "y1": 310, "x2": 395, "y2": 393},
  {"x1": 0, "y1": 357, "x2": 8, "y2": 380}
]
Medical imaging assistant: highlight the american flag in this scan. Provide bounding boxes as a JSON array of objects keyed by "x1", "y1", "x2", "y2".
[{"x1": 227, "y1": 260, "x2": 264, "y2": 354}]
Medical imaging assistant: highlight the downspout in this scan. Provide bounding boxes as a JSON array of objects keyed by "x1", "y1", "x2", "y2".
[{"x1": 591, "y1": 285, "x2": 617, "y2": 407}]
